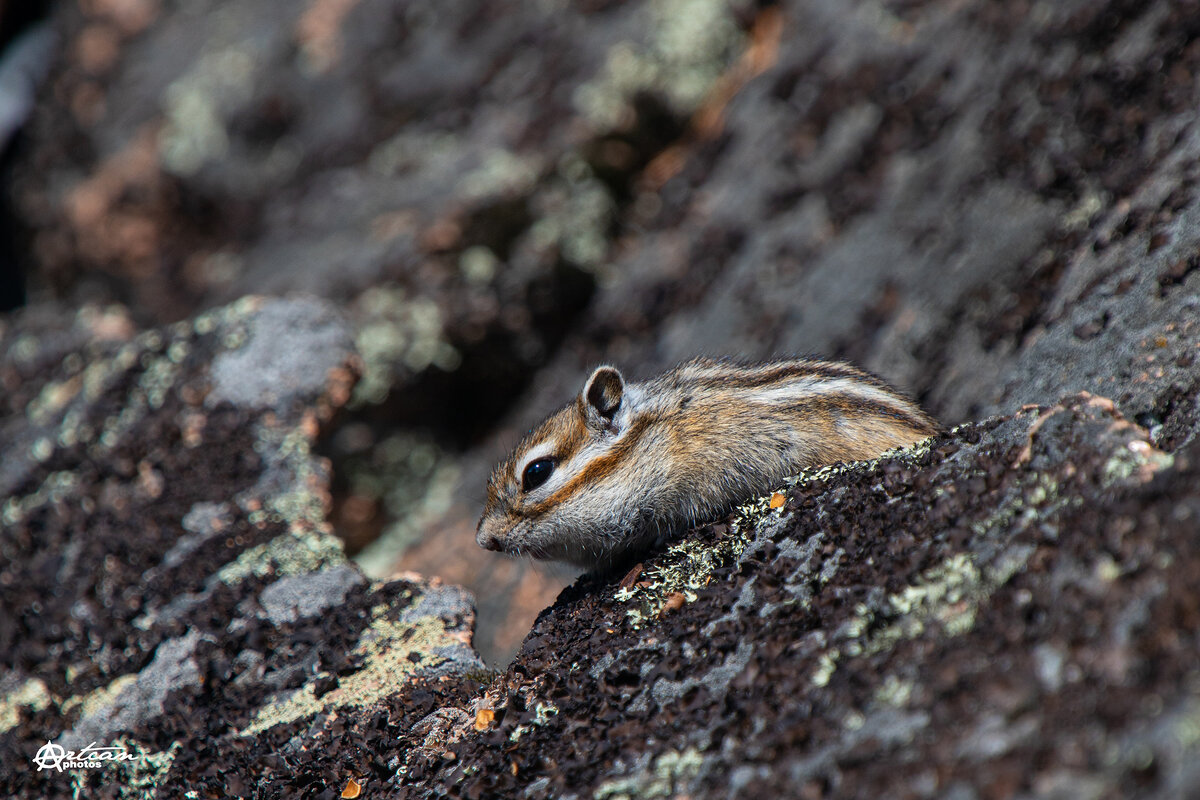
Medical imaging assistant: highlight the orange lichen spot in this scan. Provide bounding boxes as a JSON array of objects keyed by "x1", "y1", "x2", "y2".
[
  {"x1": 511, "y1": 760, "x2": 519, "y2": 776},
  {"x1": 769, "y1": 492, "x2": 786, "y2": 509},
  {"x1": 1154, "y1": 335, "x2": 1169, "y2": 348},
  {"x1": 341, "y1": 778, "x2": 362, "y2": 799},
  {"x1": 661, "y1": 592, "x2": 687, "y2": 616},
  {"x1": 474, "y1": 708, "x2": 495, "y2": 732},
  {"x1": 296, "y1": 0, "x2": 362, "y2": 72}
]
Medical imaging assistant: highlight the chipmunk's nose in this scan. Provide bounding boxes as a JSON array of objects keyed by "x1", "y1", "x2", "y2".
[{"x1": 476, "y1": 524, "x2": 504, "y2": 552}]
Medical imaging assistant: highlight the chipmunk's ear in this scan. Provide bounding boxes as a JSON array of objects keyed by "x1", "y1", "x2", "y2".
[{"x1": 584, "y1": 366, "x2": 624, "y2": 420}]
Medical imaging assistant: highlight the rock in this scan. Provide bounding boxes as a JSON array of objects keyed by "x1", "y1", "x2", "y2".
[
  {"x1": 375, "y1": 396, "x2": 1196, "y2": 798},
  {"x1": 0, "y1": 296, "x2": 484, "y2": 796},
  {"x1": 3, "y1": 0, "x2": 1200, "y2": 796},
  {"x1": 15, "y1": 0, "x2": 1200, "y2": 667},
  {"x1": 207, "y1": 296, "x2": 356, "y2": 412},
  {"x1": 258, "y1": 565, "x2": 366, "y2": 627},
  {"x1": 8, "y1": 387, "x2": 1195, "y2": 797}
]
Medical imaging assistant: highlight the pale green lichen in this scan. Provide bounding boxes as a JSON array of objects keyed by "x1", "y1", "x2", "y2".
[
  {"x1": 593, "y1": 746, "x2": 705, "y2": 800},
  {"x1": 802, "y1": 416, "x2": 1156, "y2": 689},
  {"x1": 509, "y1": 700, "x2": 564, "y2": 744},
  {"x1": 367, "y1": 130, "x2": 462, "y2": 177},
  {"x1": 459, "y1": 246, "x2": 500, "y2": 285},
  {"x1": 137, "y1": 353, "x2": 180, "y2": 411},
  {"x1": 1173, "y1": 701, "x2": 1200, "y2": 752},
  {"x1": 30, "y1": 436, "x2": 53, "y2": 462},
  {"x1": 239, "y1": 610, "x2": 449, "y2": 736},
  {"x1": 336, "y1": 427, "x2": 459, "y2": 578},
  {"x1": 160, "y1": 44, "x2": 257, "y2": 176},
  {"x1": 356, "y1": 461, "x2": 461, "y2": 578},
  {"x1": 10, "y1": 334, "x2": 39, "y2": 362},
  {"x1": 614, "y1": 439, "x2": 938, "y2": 630},
  {"x1": 1101, "y1": 441, "x2": 1174, "y2": 488},
  {"x1": 27, "y1": 375, "x2": 82, "y2": 426},
  {"x1": 254, "y1": 425, "x2": 331, "y2": 530},
  {"x1": 350, "y1": 287, "x2": 461, "y2": 407},
  {"x1": 1093, "y1": 555, "x2": 1121, "y2": 583},
  {"x1": 573, "y1": 0, "x2": 744, "y2": 128},
  {"x1": 216, "y1": 527, "x2": 345, "y2": 587},
  {"x1": 874, "y1": 674, "x2": 916, "y2": 708},
  {"x1": 812, "y1": 545, "x2": 1028, "y2": 689},
  {"x1": 0, "y1": 677, "x2": 54, "y2": 735},
  {"x1": 812, "y1": 650, "x2": 840, "y2": 688},
  {"x1": 527, "y1": 155, "x2": 616, "y2": 272},
  {"x1": 889, "y1": 553, "x2": 981, "y2": 636},
  {"x1": 2, "y1": 470, "x2": 80, "y2": 526},
  {"x1": 613, "y1": 516, "x2": 746, "y2": 629},
  {"x1": 457, "y1": 148, "x2": 541, "y2": 200},
  {"x1": 532, "y1": 701, "x2": 559, "y2": 727}
]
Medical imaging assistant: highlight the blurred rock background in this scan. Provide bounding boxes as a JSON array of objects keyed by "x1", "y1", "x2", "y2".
[{"x1": 4, "y1": 0, "x2": 1199, "y2": 666}]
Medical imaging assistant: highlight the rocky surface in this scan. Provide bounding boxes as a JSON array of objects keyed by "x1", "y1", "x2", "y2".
[
  {"x1": 396, "y1": 396, "x2": 1198, "y2": 799},
  {"x1": 2, "y1": 0, "x2": 1200, "y2": 796},
  {"x1": 0, "y1": 297, "x2": 484, "y2": 796},
  {"x1": 9, "y1": 0, "x2": 1200, "y2": 665},
  {"x1": 4, "y1": 361, "x2": 1198, "y2": 796}
]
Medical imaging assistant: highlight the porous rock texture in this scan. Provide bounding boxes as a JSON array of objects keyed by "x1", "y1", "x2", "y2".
[
  {"x1": 10, "y1": 0, "x2": 1200, "y2": 664},
  {"x1": 0, "y1": 297, "x2": 484, "y2": 796},
  {"x1": 2, "y1": 0, "x2": 1200, "y2": 796}
]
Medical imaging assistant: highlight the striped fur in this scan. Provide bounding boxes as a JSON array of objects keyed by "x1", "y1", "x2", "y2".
[{"x1": 477, "y1": 357, "x2": 940, "y2": 569}]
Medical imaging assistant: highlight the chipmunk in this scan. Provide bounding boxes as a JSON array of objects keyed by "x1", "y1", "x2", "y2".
[{"x1": 476, "y1": 357, "x2": 940, "y2": 569}]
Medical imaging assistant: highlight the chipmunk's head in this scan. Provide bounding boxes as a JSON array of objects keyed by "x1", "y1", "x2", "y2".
[{"x1": 477, "y1": 365, "x2": 652, "y2": 568}]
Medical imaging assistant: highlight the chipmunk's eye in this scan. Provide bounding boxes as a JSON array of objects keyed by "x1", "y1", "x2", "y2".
[{"x1": 521, "y1": 458, "x2": 555, "y2": 493}]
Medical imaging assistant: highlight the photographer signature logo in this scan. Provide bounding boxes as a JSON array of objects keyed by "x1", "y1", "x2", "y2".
[{"x1": 32, "y1": 741, "x2": 139, "y2": 772}]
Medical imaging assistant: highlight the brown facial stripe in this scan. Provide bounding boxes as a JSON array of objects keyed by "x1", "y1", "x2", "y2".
[
  {"x1": 523, "y1": 415, "x2": 653, "y2": 517},
  {"x1": 508, "y1": 403, "x2": 590, "y2": 488},
  {"x1": 550, "y1": 412, "x2": 589, "y2": 467},
  {"x1": 785, "y1": 394, "x2": 939, "y2": 436},
  {"x1": 683, "y1": 361, "x2": 889, "y2": 392}
]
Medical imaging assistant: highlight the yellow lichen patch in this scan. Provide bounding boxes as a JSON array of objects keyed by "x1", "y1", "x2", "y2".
[
  {"x1": 821, "y1": 549, "x2": 1016, "y2": 686},
  {"x1": 1101, "y1": 440, "x2": 1174, "y2": 488},
  {"x1": 217, "y1": 527, "x2": 345, "y2": 586},
  {"x1": 0, "y1": 678, "x2": 54, "y2": 735},
  {"x1": 613, "y1": 531, "x2": 731, "y2": 629},
  {"x1": 614, "y1": 438, "x2": 939, "y2": 629},
  {"x1": 239, "y1": 611, "x2": 450, "y2": 736},
  {"x1": 59, "y1": 673, "x2": 138, "y2": 722}
]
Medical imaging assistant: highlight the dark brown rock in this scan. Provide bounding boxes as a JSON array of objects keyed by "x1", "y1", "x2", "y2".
[{"x1": 2, "y1": 0, "x2": 1200, "y2": 796}]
